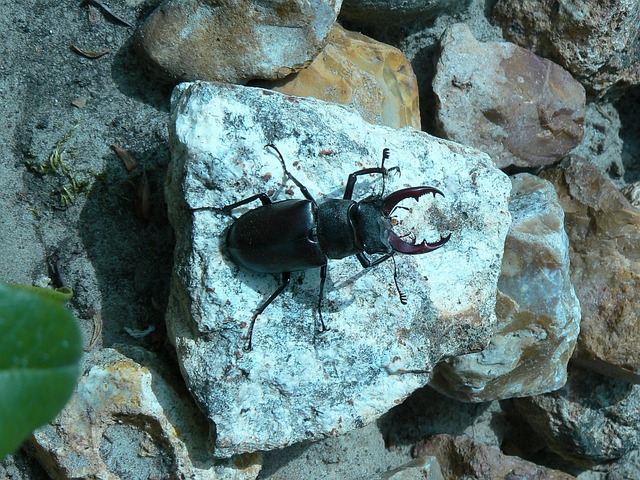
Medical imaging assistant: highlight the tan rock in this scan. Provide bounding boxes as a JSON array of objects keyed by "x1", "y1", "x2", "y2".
[
  {"x1": 264, "y1": 25, "x2": 420, "y2": 129},
  {"x1": 430, "y1": 174, "x2": 580, "y2": 401},
  {"x1": 433, "y1": 23, "x2": 585, "y2": 169},
  {"x1": 541, "y1": 156, "x2": 640, "y2": 383},
  {"x1": 30, "y1": 348, "x2": 262, "y2": 479},
  {"x1": 414, "y1": 434, "x2": 575, "y2": 479},
  {"x1": 134, "y1": 0, "x2": 341, "y2": 84}
]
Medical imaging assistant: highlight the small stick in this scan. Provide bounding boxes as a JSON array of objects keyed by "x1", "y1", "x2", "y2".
[{"x1": 83, "y1": 0, "x2": 133, "y2": 27}]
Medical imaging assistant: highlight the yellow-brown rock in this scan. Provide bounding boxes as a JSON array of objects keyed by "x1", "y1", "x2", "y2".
[
  {"x1": 264, "y1": 25, "x2": 420, "y2": 129},
  {"x1": 29, "y1": 348, "x2": 263, "y2": 479},
  {"x1": 541, "y1": 156, "x2": 640, "y2": 383}
]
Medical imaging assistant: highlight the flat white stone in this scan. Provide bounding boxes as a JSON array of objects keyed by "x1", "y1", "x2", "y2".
[{"x1": 166, "y1": 81, "x2": 511, "y2": 457}]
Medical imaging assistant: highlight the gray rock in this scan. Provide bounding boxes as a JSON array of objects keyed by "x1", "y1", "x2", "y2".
[
  {"x1": 513, "y1": 365, "x2": 640, "y2": 467},
  {"x1": 622, "y1": 181, "x2": 640, "y2": 208},
  {"x1": 572, "y1": 102, "x2": 625, "y2": 188},
  {"x1": 430, "y1": 174, "x2": 580, "y2": 401},
  {"x1": 606, "y1": 449, "x2": 640, "y2": 480},
  {"x1": 433, "y1": 23, "x2": 585, "y2": 169},
  {"x1": 135, "y1": 0, "x2": 341, "y2": 84},
  {"x1": 493, "y1": 0, "x2": 640, "y2": 95},
  {"x1": 166, "y1": 81, "x2": 512, "y2": 457}
]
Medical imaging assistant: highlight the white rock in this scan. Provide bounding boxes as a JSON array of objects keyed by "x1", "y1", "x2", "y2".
[{"x1": 166, "y1": 81, "x2": 511, "y2": 457}]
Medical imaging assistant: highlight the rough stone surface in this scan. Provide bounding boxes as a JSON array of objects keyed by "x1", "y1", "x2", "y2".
[
  {"x1": 29, "y1": 347, "x2": 262, "y2": 480},
  {"x1": 571, "y1": 102, "x2": 625, "y2": 188},
  {"x1": 493, "y1": 0, "x2": 640, "y2": 95},
  {"x1": 433, "y1": 23, "x2": 585, "y2": 169},
  {"x1": 166, "y1": 81, "x2": 512, "y2": 457},
  {"x1": 430, "y1": 174, "x2": 580, "y2": 401},
  {"x1": 135, "y1": 0, "x2": 341, "y2": 84},
  {"x1": 264, "y1": 24, "x2": 421, "y2": 129},
  {"x1": 339, "y1": 0, "x2": 467, "y2": 24},
  {"x1": 540, "y1": 156, "x2": 640, "y2": 384},
  {"x1": 622, "y1": 181, "x2": 640, "y2": 208},
  {"x1": 605, "y1": 449, "x2": 640, "y2": 480},
  {"x1": 513, "y1": 365, "x2": 640, "y2": 467},
  {"x1": 414, "y1": 434, "x2": 575, "y2": 479}
]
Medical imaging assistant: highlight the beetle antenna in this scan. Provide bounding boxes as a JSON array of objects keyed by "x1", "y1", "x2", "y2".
[{"x1": 391, "y1": 255, "x2": 408, "y2": 305}]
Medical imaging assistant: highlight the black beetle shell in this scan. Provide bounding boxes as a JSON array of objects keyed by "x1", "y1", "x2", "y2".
[
  {"x1": 316, "y1": 199, "x2": 360, "y2": 260},
  {"x1": 226, "y1": 199, "x2": 327, "y2": 273}
]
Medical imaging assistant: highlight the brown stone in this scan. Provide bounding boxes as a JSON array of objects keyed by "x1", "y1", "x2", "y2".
[
  {"x1": 541, "y1": 156, "x2": 640, "y2": 383},
  {"x1": 494, "y1": 0, "x2": 640, "y2": 95},
  {"x1": 433, "y1": 23, "x2": 585, "y2": 169},
  {"x1": 263, "y1": 25, "x2": 420, "y2": 129},
  {"x1": 414, "y1": 434, "x2": 575, "y2": 479},
  {"x1": 134, "y1": 0, "x2": 340, "y2": 84}
]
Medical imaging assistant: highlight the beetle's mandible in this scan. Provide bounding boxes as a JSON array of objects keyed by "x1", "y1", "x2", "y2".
[{"x1": 223, "y1": 145, "x2": 451, "y2": 351}]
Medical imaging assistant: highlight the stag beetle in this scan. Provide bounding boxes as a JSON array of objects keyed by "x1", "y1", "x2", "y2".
[{"x1": 223, "y1": 145, "x2": 451, "y2": 350}]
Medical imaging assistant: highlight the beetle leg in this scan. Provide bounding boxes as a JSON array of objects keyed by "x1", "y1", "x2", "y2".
[
  {"x1": 356, "y1": 252, "x2": 392, "y2": 268},
  {"x1": 356, "y1": 253, "x2": 407, "y2": 304},
  {"x1": 223, "y1": 193, "x2": 272, "y2": 216},
  {"x1": 391, "y1": 255, "x2": 408, "y2": 305},
  {"x1": 344, "y1": 149, "x2": 399, "y2": 200},
  {"x1": 317, "y1": 264, "x2": 329, "y2": 333},
  {"x1": 244, "y1": 271, "x2": 291, "y2": 351},
  {"x1": 343, "y1": 167, "x2": 388, "y2": 200},
  {"x1": 265, "y1": 144, "x2": 318, "y2": 206}
]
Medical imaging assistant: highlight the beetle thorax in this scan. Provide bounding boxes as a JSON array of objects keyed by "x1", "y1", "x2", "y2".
[{"x1": 316, "y1": 199, "x2": 360, "y2": 259}]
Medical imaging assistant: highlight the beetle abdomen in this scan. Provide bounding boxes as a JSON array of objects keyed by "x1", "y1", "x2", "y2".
[{"x1": 226, "y1": 199, "x2": 327, "y2": 273}]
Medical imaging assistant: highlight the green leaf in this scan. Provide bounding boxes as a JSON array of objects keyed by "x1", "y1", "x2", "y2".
[
  {"x1": 4, "y1": 283, "x2": 73, "y2": 303},
  {"x1": 0, "y1": 282, "x2": 82, "y2": 461}
]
